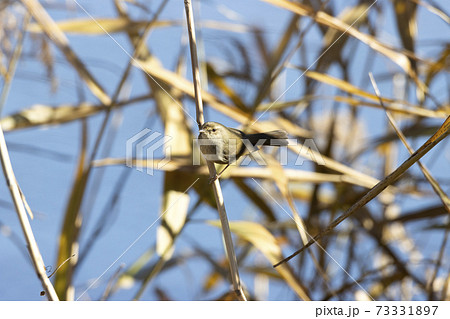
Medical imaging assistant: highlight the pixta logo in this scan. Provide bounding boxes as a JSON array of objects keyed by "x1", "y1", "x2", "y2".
[{"x1": 126, "y1": 129, "x2": 172, "y2": 175}]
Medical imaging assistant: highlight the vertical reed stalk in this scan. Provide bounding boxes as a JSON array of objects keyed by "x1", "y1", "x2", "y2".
[
  {"x1": 0, "y1": 125, "x2": 59, "y2": 300},
  {"x1": 184, "y1": 0, "x2": 247, "y2": 301}
]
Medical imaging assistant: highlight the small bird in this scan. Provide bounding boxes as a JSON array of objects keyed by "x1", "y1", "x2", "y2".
[{"x1": 198, "y1": 121, "x2": 288, "y2": 182}]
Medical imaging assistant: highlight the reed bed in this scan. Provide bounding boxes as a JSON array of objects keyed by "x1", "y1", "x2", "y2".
[{"x1": 0, "y1": 0, "x2": 448, "y2": 300}]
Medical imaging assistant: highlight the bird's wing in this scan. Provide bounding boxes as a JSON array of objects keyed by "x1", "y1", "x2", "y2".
[{"x1": 227, "y1": 127, "x2": 246, "y2": 138}]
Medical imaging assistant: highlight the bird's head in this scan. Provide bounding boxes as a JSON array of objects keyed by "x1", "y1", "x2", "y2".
[{"x1": 198, "y1": 122, "x2": 228, "y2": 139}]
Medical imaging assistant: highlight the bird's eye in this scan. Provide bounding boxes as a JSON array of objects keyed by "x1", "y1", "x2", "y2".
[{"x1": 212, "y1": 128, "x2": 216, "y2": 132}]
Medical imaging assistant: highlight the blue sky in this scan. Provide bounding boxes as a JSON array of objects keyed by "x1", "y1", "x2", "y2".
[{"x1": 0, "y1": 0, "x2": 449, "y2": 300}]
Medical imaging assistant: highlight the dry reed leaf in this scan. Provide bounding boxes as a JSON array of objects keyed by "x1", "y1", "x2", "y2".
[
  {"x1": 275, "y1": 116, "x2": 450, "y2": 267},
  {"x1": 323, "y1": 3, "x2": 369, "y2": 46},
  {"x1": 289, "y1": 184, "x2": 336, "y2": 205},
  {"x1": 194, "y1": 245, "x2": 232, "y2": 293},
  {"x1": 388, "y1": 205, "x2": 446, "y2": 224},
  {"x1": 116, "y1": 249, "x2": 155, "y2": 289},
  {"x1": 133, "y1": 57, "x2": 384, "y2": 189},
  {"x1": 309, "y1": 109, "x2": 367, "y2": 159},
  {"x1": 0, "y1": 95, "x2": 150, "y2": 131},
  {"x1": 0, "y1": 64, "x2": 6, "y2": 78},
  {"x1": 1, "y1": 103, "x2": 102, "y2": 131},
  {"x1": 145, "y1": 92, "x2": 191, "y2": 261},
  {"x1": 258, "y1": 158, "x2": 327, "y2": 283},
  {"x1": 369, "y1": 73, "x2": 450, "y2": 212},
  {"x1": 393, "y1": 0, "x2": 418, "y2": 68},
  {"x1": 133, "y1": 55, "x2": 245, "y2": 118},
  {"x1": 425, "y1": 45, "x2": 450, "y2": 88},
  {"x1": 243, "y1": 266, "x2": 284, "y2": 280},
  {"x1": 199, "y1": 20, "x2": 254, "y2": 33},
  {"x1": 333, "y1": 96, "x2": 448, "y2": 118},
  {"x1": 1, "y1": 12, "x2": 29, "y2": 115},
  {"x1": 20, "y1": 0, "x2": 111, "y2": 105},
  {"x1": 303, "y1": 70, "x2": 393, "y2": 103},
  {"x1": 251, "y1": 15, "x2": 300, "y2": 109},
  {"x1": 266, "y1": 156, "x2": 311, "y2": 244},
  {"x1": 114, "y1": 4, "x2": 195, "y2": 275},
  {"x1": 203, "y1": 271, "x2": 223, "y2": 292},
  {"x1": 156, "y1": 190, "x2": 190, "y2": 259},
  {"x1": 28, "y1": 17, "x2": 254, "y2": 35},
  {"x1": 28, "y1": 18, "x2": 176, "y2": 34},
  {"x1": 392, "y1": 0, "x2": 424, "y2": 101},
  {"x1": 232, "y1": 179, "x2": 277, "y2": 222},
  {"x1": 360, "y1": 124, "x2": 444, "y2": 157},
  {"x1": 54, "y1": 121, "x2": 88, "y2": 300},
  {"x1": 265, "y1": 155, "x2": 289, "y2": 198},
  {"x1": 368, "y1": 272, "x2": 407, "y2": 299},
  {"x1": 286, "y1": 142, "x2": 380, "y2": 189},
  {"x1": 299, "y1": 69, "x2": 449, "y2": 118},
  {"x1": 253, "y1": 27, "x2": 271, "y2": 66},
  {"x1": 208, "y1": 220, "x2": 311, "y2": 300},
  {"x1": 206, "y1": 62, "x2": 246, "y2": 110},
  {"x1": 317, "y1": 3, "x2": 370, "y2": 71},
  {"x1": 259, "y1": 118, "x2": 311, "y2": 138},
  {"x1": 93, "y1": 157, "x2": 375, "y2": 189},
  {"x1": 37, "y1": 35, "x2": 57, "y2": 92},
  {"x1": 263, "y1": 0, "x2": 427, "y2": 94},
  {"x1": 411, "y1": 0, "x2": 450, "y2": 23},
  {"x1": 257, "y1": 95, "x2": 448, "y2": 118}
]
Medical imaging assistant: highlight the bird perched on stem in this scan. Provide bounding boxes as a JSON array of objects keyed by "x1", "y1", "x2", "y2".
[{"x1": 198, "y1": 121, "x2": 288, "y2": 182}]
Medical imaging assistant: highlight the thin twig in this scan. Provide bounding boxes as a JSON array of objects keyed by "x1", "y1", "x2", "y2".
[
  {"x1": 100, "y1": 264, "x2": 125, "y2": 301},
  {"x1": 184, "y1": 0, "x2": 246, "y2": 301},
  {"x1": 48, "y1": 254, "x2": 76, "y2": 279},
  {"x1": 274, "y1": 116, "x2": 450, "y2": 267},
  {"x1": 369, "y1": 73, "x2": 450, "y2": 213}
]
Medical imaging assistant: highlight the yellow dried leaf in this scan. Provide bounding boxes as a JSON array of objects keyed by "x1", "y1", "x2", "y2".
[{"x1": 208, "y1": 220, "x2": 311, "y2": 300}]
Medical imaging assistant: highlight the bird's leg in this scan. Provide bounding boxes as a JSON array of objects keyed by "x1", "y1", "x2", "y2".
[{"x1": 209, "y1": 164, "x2": 230, "y2": 184}]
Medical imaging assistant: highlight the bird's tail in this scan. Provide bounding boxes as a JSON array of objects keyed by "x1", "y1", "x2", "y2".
[{"x1": 247, "y1": 130, "x2": 289, "y2": 146}]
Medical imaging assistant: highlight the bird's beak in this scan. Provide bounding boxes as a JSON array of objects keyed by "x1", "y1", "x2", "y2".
[{"x1": 199, "y1": 129, "x2": 205, "y2": 133}]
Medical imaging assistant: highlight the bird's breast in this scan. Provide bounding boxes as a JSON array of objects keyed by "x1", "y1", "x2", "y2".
[{"x1": 199, "y1": 137, "x2": 229, "y2": 164}]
